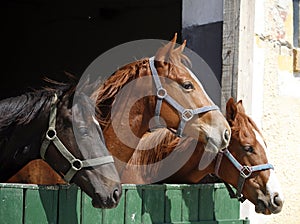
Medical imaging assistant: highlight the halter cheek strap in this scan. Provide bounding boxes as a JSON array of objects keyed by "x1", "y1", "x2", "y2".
[
  {"x1": 149, "y1": 57, "x2": 219, "y2": 137},
  {"x1": 40, "y1": 94, "x2": 114, "y2": 182},
  {"x1": 215, "y1": 148, "x2": 274, "y2": 202}
]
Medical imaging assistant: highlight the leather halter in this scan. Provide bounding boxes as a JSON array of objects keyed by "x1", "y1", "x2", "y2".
[
  {"x1": 40, "y1": 94, "x2": 114, "y2": 182},
  {"x1": 149, "y1": 57, "x2": 219, "y2": 137},
  {"x1": 215, "y1": 148, "x2": 274, "y2": 202}
]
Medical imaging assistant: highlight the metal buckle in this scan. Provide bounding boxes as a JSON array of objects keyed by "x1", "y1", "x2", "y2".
[
  {"x1": 46, "y1": 127, "x2": 57, "y2": 141},
  {"x1": 156, "y1": 87, "x2": 167, "y2": 99},
  {"x1": 181, "y1": 109, "x2": 194, "y2": 122},
  {"x1": 240, "y1": 166, "x2": 252, "y2": 178},
  {"x1": 71, "y1": 159, "x2": 83, "y2": 171}
]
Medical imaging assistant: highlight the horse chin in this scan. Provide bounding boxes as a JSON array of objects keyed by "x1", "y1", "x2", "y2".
[
  {"x1": 255, "y1": 198, "x2": 283, "y2": 215},
  {"x1": 91, "y1": 195, "x2": 118, "y2": 209},
  {"x1": 255, "y1": 200, "x2": 272, "y2": 215}
]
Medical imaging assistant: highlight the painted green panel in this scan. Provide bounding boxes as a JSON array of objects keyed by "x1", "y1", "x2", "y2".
[
  {"x1": 102, "y1": 188, "x2": 125, "y2": 224},
  {"x1": 165, "y1": 189, "x2": 182, "y2": 223},
  {"x1": 58, "y1": 185, "x2": 81, "y2": 224},
  {"x1": 24, "y1": 188, "x2": 58, "y2": 224},
  {"x1": 124, "y1": 188, "x2": 142, "y2": 224},
  {"x1": 182, "y1": 188, "x2": 199, "y2": 222},
  {"x1": 198, "y1": 186, "x2": 214, "y2": 220},
  {"x1": 81, "y1": 192, "x2": 103, "y2": 224},
  {"x1": 214, "y1": 187, "x2": 239, "y2": 220},
  {"x1": 142, "y1": 187, "x2": 165, "y2": 224},
  {"x1": 0, "y1": 187, "x2": 23, "y2": 224}
]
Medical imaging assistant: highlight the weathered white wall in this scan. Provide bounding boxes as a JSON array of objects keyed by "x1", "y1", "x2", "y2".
[
  {"x1": 183, "y1": 0, "x2": 300, "y2": 223},
  {"x1": 239, "y1": 0, "x2": 300, "y2": 223}
]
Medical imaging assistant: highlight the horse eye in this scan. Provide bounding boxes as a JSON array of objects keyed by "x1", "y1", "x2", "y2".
[
  {"x1": 182, "y1": 81, "x2": 194, "y2": 90},
  {"x1": 244, "y1": 146, "x2": 254, "y2": 153}
]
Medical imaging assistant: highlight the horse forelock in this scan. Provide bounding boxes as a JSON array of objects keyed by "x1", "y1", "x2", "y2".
[{"x1": 231, "y1": 111, "x2": 263, "y2": 145}]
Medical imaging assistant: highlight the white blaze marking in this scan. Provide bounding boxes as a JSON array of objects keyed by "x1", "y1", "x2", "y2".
[
  {"x1": 185, "y1": 67, "x2": 214, "y2": 105},
  {"x1": 253, "y1": 129, "x2": 284, "y2": 200}
]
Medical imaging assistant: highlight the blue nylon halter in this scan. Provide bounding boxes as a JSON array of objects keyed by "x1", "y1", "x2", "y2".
[{"x1": 148, "y1": 57, "x2": 219, "y2": 137}]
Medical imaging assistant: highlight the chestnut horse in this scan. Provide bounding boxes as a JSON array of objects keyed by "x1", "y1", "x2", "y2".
[
  {"x1": 8, "y1": 35, "x2": 230, "y2": 183},
  {"x1": 94, "y1": 34, "x2": 230, "y2": 174},
  {"x1": 1, "y1": 79, "x2": 121, "y2": 208},
  {"x1": 122, "y1": 98, "x2": 284, "y2": 215}
]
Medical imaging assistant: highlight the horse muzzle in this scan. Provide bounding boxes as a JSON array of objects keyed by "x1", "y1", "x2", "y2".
[
  {"x1": 256, "y1": 191, "x2": 284, "y2": 214},
  {"x1": 92, "y1": 186, "x2": 122, "y2": 209}
]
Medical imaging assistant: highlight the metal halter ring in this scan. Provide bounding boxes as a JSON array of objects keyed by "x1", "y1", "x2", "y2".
[
  {"x1": 240, "y1": 166, "x2": 252, "y2": 178},
  {"x1": 46, "y1": 127, "x2": 57, "y2": 141},
  {"x1": 156, "y1": 87, "x2": 167, "y2": 99},
  {"x1": 71, "y1": 159, "x2": 84, "y2": 171},
  {"x1": 181, "y1": 109, "x2": 194, "y2": 122}
]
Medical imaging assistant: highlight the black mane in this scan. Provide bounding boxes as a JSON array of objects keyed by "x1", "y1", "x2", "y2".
[{"x1": 0, "y1": 78, "x2": 76, "y2": 139}]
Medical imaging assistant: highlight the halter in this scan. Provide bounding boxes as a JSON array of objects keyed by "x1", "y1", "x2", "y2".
[
  {"x1": 149, "y1": 57, "x2": 219, "y2": 137},
  {"x1": 40, "y1": 94, "x2": 114, "y2": 182},
  {"x1": 214, "y1": 148, "x2": 274, "y2": 202}
]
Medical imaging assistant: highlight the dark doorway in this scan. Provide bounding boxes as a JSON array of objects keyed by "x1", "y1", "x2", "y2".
[{"x1": 0, "y1": 0, "x2": 181, "y2": 99}]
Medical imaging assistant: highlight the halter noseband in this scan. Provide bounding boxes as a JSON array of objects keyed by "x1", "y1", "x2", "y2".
[
  {"x1": 149, "y1": 57, "x2": 219, "y2": 137},
  {"x1": 214, "y1": 148, "x2": 274, "y2": 202},
  {"x1": 40, "y1": 94, "x2": 114, "y2": 182}
]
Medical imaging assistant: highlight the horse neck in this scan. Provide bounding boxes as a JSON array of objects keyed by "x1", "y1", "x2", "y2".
[
  {"x1": 99, "y1": 61, "x2": 156, "y2": 168},
  {"x1": 121, "y1": 129, "x2": 215, "y2": 184},
  {"x1": 103, "y1": 97, "x2": 154, "y2": 173},
  {"x1": 162, "y1": 140, "x2": 215, "y2": 184},
  {"x1": 0, "y1": 91, "x2": 54, "y2": 182}
]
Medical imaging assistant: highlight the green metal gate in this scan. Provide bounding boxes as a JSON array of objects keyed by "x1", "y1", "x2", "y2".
[{"x1": 0, "y1": 183, "x2": 249, "y2": 224}]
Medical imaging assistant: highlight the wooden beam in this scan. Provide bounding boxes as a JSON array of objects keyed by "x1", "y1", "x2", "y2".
[{"x1": 221, "y1": 0, "x2": 241, "y2": 112}]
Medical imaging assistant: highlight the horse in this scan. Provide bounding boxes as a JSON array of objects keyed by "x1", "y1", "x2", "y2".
[
  {"x1": 7, "y1": 34, "x2": 231, "y2": 183},
  {"x1": 121, "y1": 98, "x2": 284, "y2": 215},
  {"x1": 0, "y1": 78, "x2": 121, "y2": 208},
  {"x1": 94, "y1": 34, "x2": 231, "y2": 174}
]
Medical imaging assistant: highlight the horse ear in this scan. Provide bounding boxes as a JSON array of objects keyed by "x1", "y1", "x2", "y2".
[
  {"x1": 155, "y1": 33, "x2": 177, "y2": 62},
  {"x1": 236, "y1": 100, "x2": 246, "y2": 114},
  {"x1": 226, "y1": 97, "x2": 237, "y2": 124},
  {"x1": 173, "y1": 39, "x2": 186, "y2": 53}
]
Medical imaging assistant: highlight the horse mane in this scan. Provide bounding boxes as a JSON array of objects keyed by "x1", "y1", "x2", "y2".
[
  {"x1": 0, "y1": 74, "x2": 77, "y2": 138},
  {"x1": 129, "y1": 128, "x2": 180, "y2": 165}
]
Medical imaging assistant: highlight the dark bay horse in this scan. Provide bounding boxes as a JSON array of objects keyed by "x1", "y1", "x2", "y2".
[
  {"x1": 0, "y1": 79, "x2": 121, "y2": 208},
  {"x1": 122, "y1": 98, "x2": 284, "y2": 215},
  {"x1": 94, "y1": 34, "x2": 231, "y2": 173}
]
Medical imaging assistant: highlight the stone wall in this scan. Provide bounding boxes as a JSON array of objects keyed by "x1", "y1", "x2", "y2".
[{"x1": 240, "y1": 0, "x2": 300, "y2": 223}]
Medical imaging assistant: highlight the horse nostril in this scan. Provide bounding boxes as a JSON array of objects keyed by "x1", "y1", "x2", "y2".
[
  {"x1": 112, "y1": 188, "x2": 120, "y2": 203},
  {"x1": 223, "y1": 129, "x2": 230, "y2": 143},
  {"x1": 273, "y1": 194, "x2": 283, "y2": 207}
]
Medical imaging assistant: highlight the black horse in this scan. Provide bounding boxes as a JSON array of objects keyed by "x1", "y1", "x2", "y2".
[{"x1": 0, "y1": 78, "x2": 121, "y2": 208}]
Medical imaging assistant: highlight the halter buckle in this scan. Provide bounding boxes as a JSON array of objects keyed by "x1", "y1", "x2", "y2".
[
  {"x1": 156, "y1": 87, "x2": 167, "y2": 99},
  {"x1": 240, "y1": 166, "x2": 252, "y2": 178},
  {"x1": 46, "y1": 127, "x2": 57, "y2": 141},
  {"x1": 181, "y1": 109, "x2": 194, "y2": 122},
  {"x1": 71, "y1": 159, "x2": 83, "y2": 171}
]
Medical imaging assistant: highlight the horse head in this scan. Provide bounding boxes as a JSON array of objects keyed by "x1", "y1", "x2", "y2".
[
  {"x1": 215, "y1": 98, "x2": 284, "y2": 214},
  {"x1": 41, "y1": 87, "x2": 121, "y2": 209}
]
